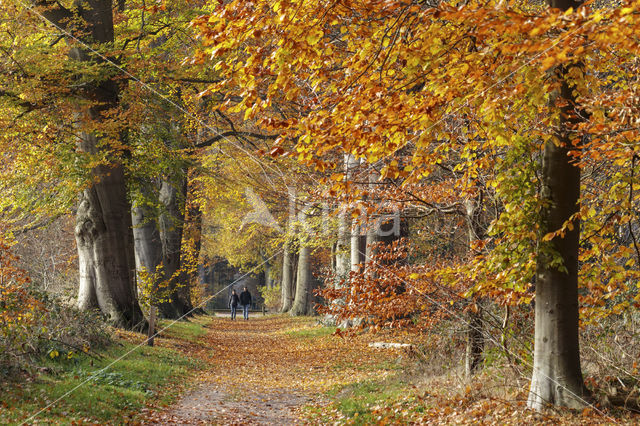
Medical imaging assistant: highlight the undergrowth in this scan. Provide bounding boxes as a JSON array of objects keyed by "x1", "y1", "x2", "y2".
[
  {"x1": 0, "y1": 288, "x2": 111, "y2": 378},
  {"x1": 0, "y1": 315, "x2": 212, "y2": 424}
]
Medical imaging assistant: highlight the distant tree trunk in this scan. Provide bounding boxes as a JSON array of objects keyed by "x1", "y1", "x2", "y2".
[
  {"x1": 156, "y1": 177, "x2": 188, "y2": 318},
  {"x1": 336, "y1": 154, "x2": 355, "y2": 277},
  {"x1": 465, "y1": 306, "x2": 484, "y2": 377},
  {"x1": 290, "y1": 244, "x2": 311, "y2": 316},
  {"x1": 527, "y1": 0, "x2": 586, "y2": 410},
  {"x1": 377, "y1": 211, "x2": 406, "y2": 247},
  {"x1": 464, "y1": 196, "x2": 486, "y2": 378},
  {"x1": 364, "y1": 169, "x2": 379, "y2": 276},
  {"x1": 335, "y1": 208, "x2": 350, "y2": 277},
  {"x1": 178, "y1": 183, "x2": 203, "y2": 314},
  {"x1": 46, "y1": 0, "x2": 144, "y2": 329},
  {"x1": 281, "y1": 224, "x2": 295, "y2": 312},
  {"x1": 131, "y1": 173, "x2": 197, "y2": 318},
  {"x1": 364, "y1": 218, "x2": 378, "y2": 275},
  {"x1": 263, "y1": 255, "x2": 273, "y2": 288},
  {"x1": 350, "y1": 220, "x2": 363, "y2": 272}
]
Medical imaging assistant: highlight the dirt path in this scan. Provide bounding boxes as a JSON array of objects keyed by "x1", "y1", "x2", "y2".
[{"x1": 143, "y1": 315, "x2": 393, "y2": 425}]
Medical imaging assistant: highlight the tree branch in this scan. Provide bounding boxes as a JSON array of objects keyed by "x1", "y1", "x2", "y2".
[{"x1": 196, "y1": 131, "x2": 278, "y2": 148}]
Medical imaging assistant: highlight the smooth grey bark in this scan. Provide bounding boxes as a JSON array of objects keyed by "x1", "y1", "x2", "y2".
[
  {"x1": 131, "y1": 176, "x2": 193, "y2": 319},
  {"x1": 350, "y1": 220, "x2": 363, "y2": 272},
  {"x1": 132, "y1": 197, "x2": 163, "y2": 277},
  {"x1": 364, "y1": 169, "x2": 379, "y2": 275},
  {"x1": 46, "y1": 0, "x2": 144, "y2": 329},
  {"x1": 290, "y1": 208, "x2": 313, "y2": 316},
  {"x1": 76, "y1": 137, "x2": 144, "y2": 329},
  {"x1": 280, "y1": 214, "x2": 296, "y2": 313},
  {"x1": 262, "y1": 254, "x2": 274, "y2": 288},
  {"x1": 527, "y1": 0, "x2": 586, "y2": 409},
  {"x1": 335, "y1": 209, "x2": 350, "y2": 277},
  {"x1": 336, "y1": 154, "x2": 357, "y2": 276},
  {"x1": 364, "y1": 219, "x2": 378, "y2": 275},
  {"x1": 157, "y1": 176, "x2": 191, "y2": 318},
  {"x1": 280, "y1": 244, "x2": 294, "y2": 312},
  {"x1": 289, "y1": 244, "x2": 311, "y2": 316}
]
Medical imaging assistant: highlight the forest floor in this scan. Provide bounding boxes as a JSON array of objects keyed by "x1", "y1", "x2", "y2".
[
  {"x1": 141, "y1": 314, "x2": 396, "y2": 424},
  {"x1": 5, "y1": 313, "x2": 638, "y2": 424},
  {"x1": 141, "y1": 314, "x2": 638, "y2": 425}
]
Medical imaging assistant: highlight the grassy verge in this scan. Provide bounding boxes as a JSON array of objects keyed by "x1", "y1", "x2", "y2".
[
  {"x1": 286, "y1": 324, "x2": 336, "y2": 339},
  {"x1": 0, "y1": 315, "x2": 212, "y2": 424},
  {"x1": 306, "y1": 374, "x2": 419, "y2": 425},
  {"x1": 158, "y1": 315, "x2": 211, "y2": 343}
]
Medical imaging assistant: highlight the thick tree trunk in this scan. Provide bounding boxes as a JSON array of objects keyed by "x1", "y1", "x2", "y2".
[
  {"x1": 527, "y1": 0, "x2": 586, "y2": 408},
  {"x1": 280, "y1": 242, "x2": 294, "y2": 312},
  {"x1": 49, "y1": 0, "x2": 144, "y2": 329},
  {"x1": 289, "y1": 244, "x2": 311, "y2": 316},
  {"x1": 157, "y1": 177, "x2": 190, "y2": 318},
  {"x1": 76, "y1": 143, "x2": 144, "y2": 330},
  {"x1": 132, "y1": 198, "x2": 162, "y2": 276},
  {"x1": 527, "y1": 133, "x2": 585, "y2": 409}
]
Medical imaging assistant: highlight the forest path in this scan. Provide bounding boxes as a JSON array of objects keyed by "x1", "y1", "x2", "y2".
[{"x1": 143, "y1": 314, "x2": 395, "y2": 425}]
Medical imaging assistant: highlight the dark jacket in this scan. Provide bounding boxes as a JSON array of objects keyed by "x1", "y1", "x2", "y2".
[
  {"x1": 239, "y1": 290, "x2": 252, "y2": 306},
  {"x1": 229, "y1": 293, "x2": 239, "y2": 308}
]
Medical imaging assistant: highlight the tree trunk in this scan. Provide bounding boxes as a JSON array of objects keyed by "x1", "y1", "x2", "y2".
[
  {"x1": 132, "y1": 197, "x2": 162, "y2": 277},
  {"x1": 364, "y1": 218, "x2": 378, "y2": 275},
  {"x1": 176, "y1": 178, "x2": 203, "y2": 315},
  {"x1": 336, "y1": 154, "x2": 356, "y2": 276},
  {"x1": 76, "y1": 141, "x2": 145, "y2": 330},
  {"x1": 263, "y1": 257, "x2": 273, "y2": 288},
  {"x1": 464, "y1": 197, "x2": 486, "y2": 378},
  {"x1": 350, "y1": 220, "x2": 363, "y2": 272},
  {"x1": 289, "y1": 244, "x2": 311, "y2": 316},
  {"x1": 50, "y1": 0, "x2": 144, "y2": 330},
  {"x1": 527, "y1": 0, "x2": 586, "y2": 409},
  {"x1": 465, "y1": 306, "x2": 484, "y2": 378},
  {"x1": 280, "y1": 242, "x2": 294, "y2": 312},
  {"x1": 335, "y1": 208, "x2": 350, "y2": 277},
  {"x1": 157, "y1": 177, "x2": 190, "y2": 318},
  {"x1": 527, "y1": 133, "x2": 585, "y2": 409}
]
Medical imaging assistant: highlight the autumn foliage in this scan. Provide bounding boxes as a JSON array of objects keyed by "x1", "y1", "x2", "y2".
[
  {"x1": 0, "y1": 235, "x2": 41, "y2": 367},
  {"x1": 191, "y1": 0, "x2": 640, "y2": 317}
]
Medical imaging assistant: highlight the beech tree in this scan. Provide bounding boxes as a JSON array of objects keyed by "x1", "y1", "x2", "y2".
[
  {"x1": 527, "y1": 0, "x2": 586, "y2": 410},
  {"x1": 37, "y1": 0, "x2": 145, "y2": 329}
]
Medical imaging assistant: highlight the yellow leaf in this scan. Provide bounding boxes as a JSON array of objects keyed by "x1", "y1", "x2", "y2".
[
  {"x1": 541, "y1": 56, "x2": 555, "y2": 71},
  {"x1": 306, "y1": 28, "x2": 324, "y2": 46}
]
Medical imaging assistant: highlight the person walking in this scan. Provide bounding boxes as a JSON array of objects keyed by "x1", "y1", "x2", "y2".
[
  {"x1": 239, "y1": 286, "x2": 252, "y2": 320},
  {"x1": 229, "y1": 289, "x2": 239, "y2": 320}
]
